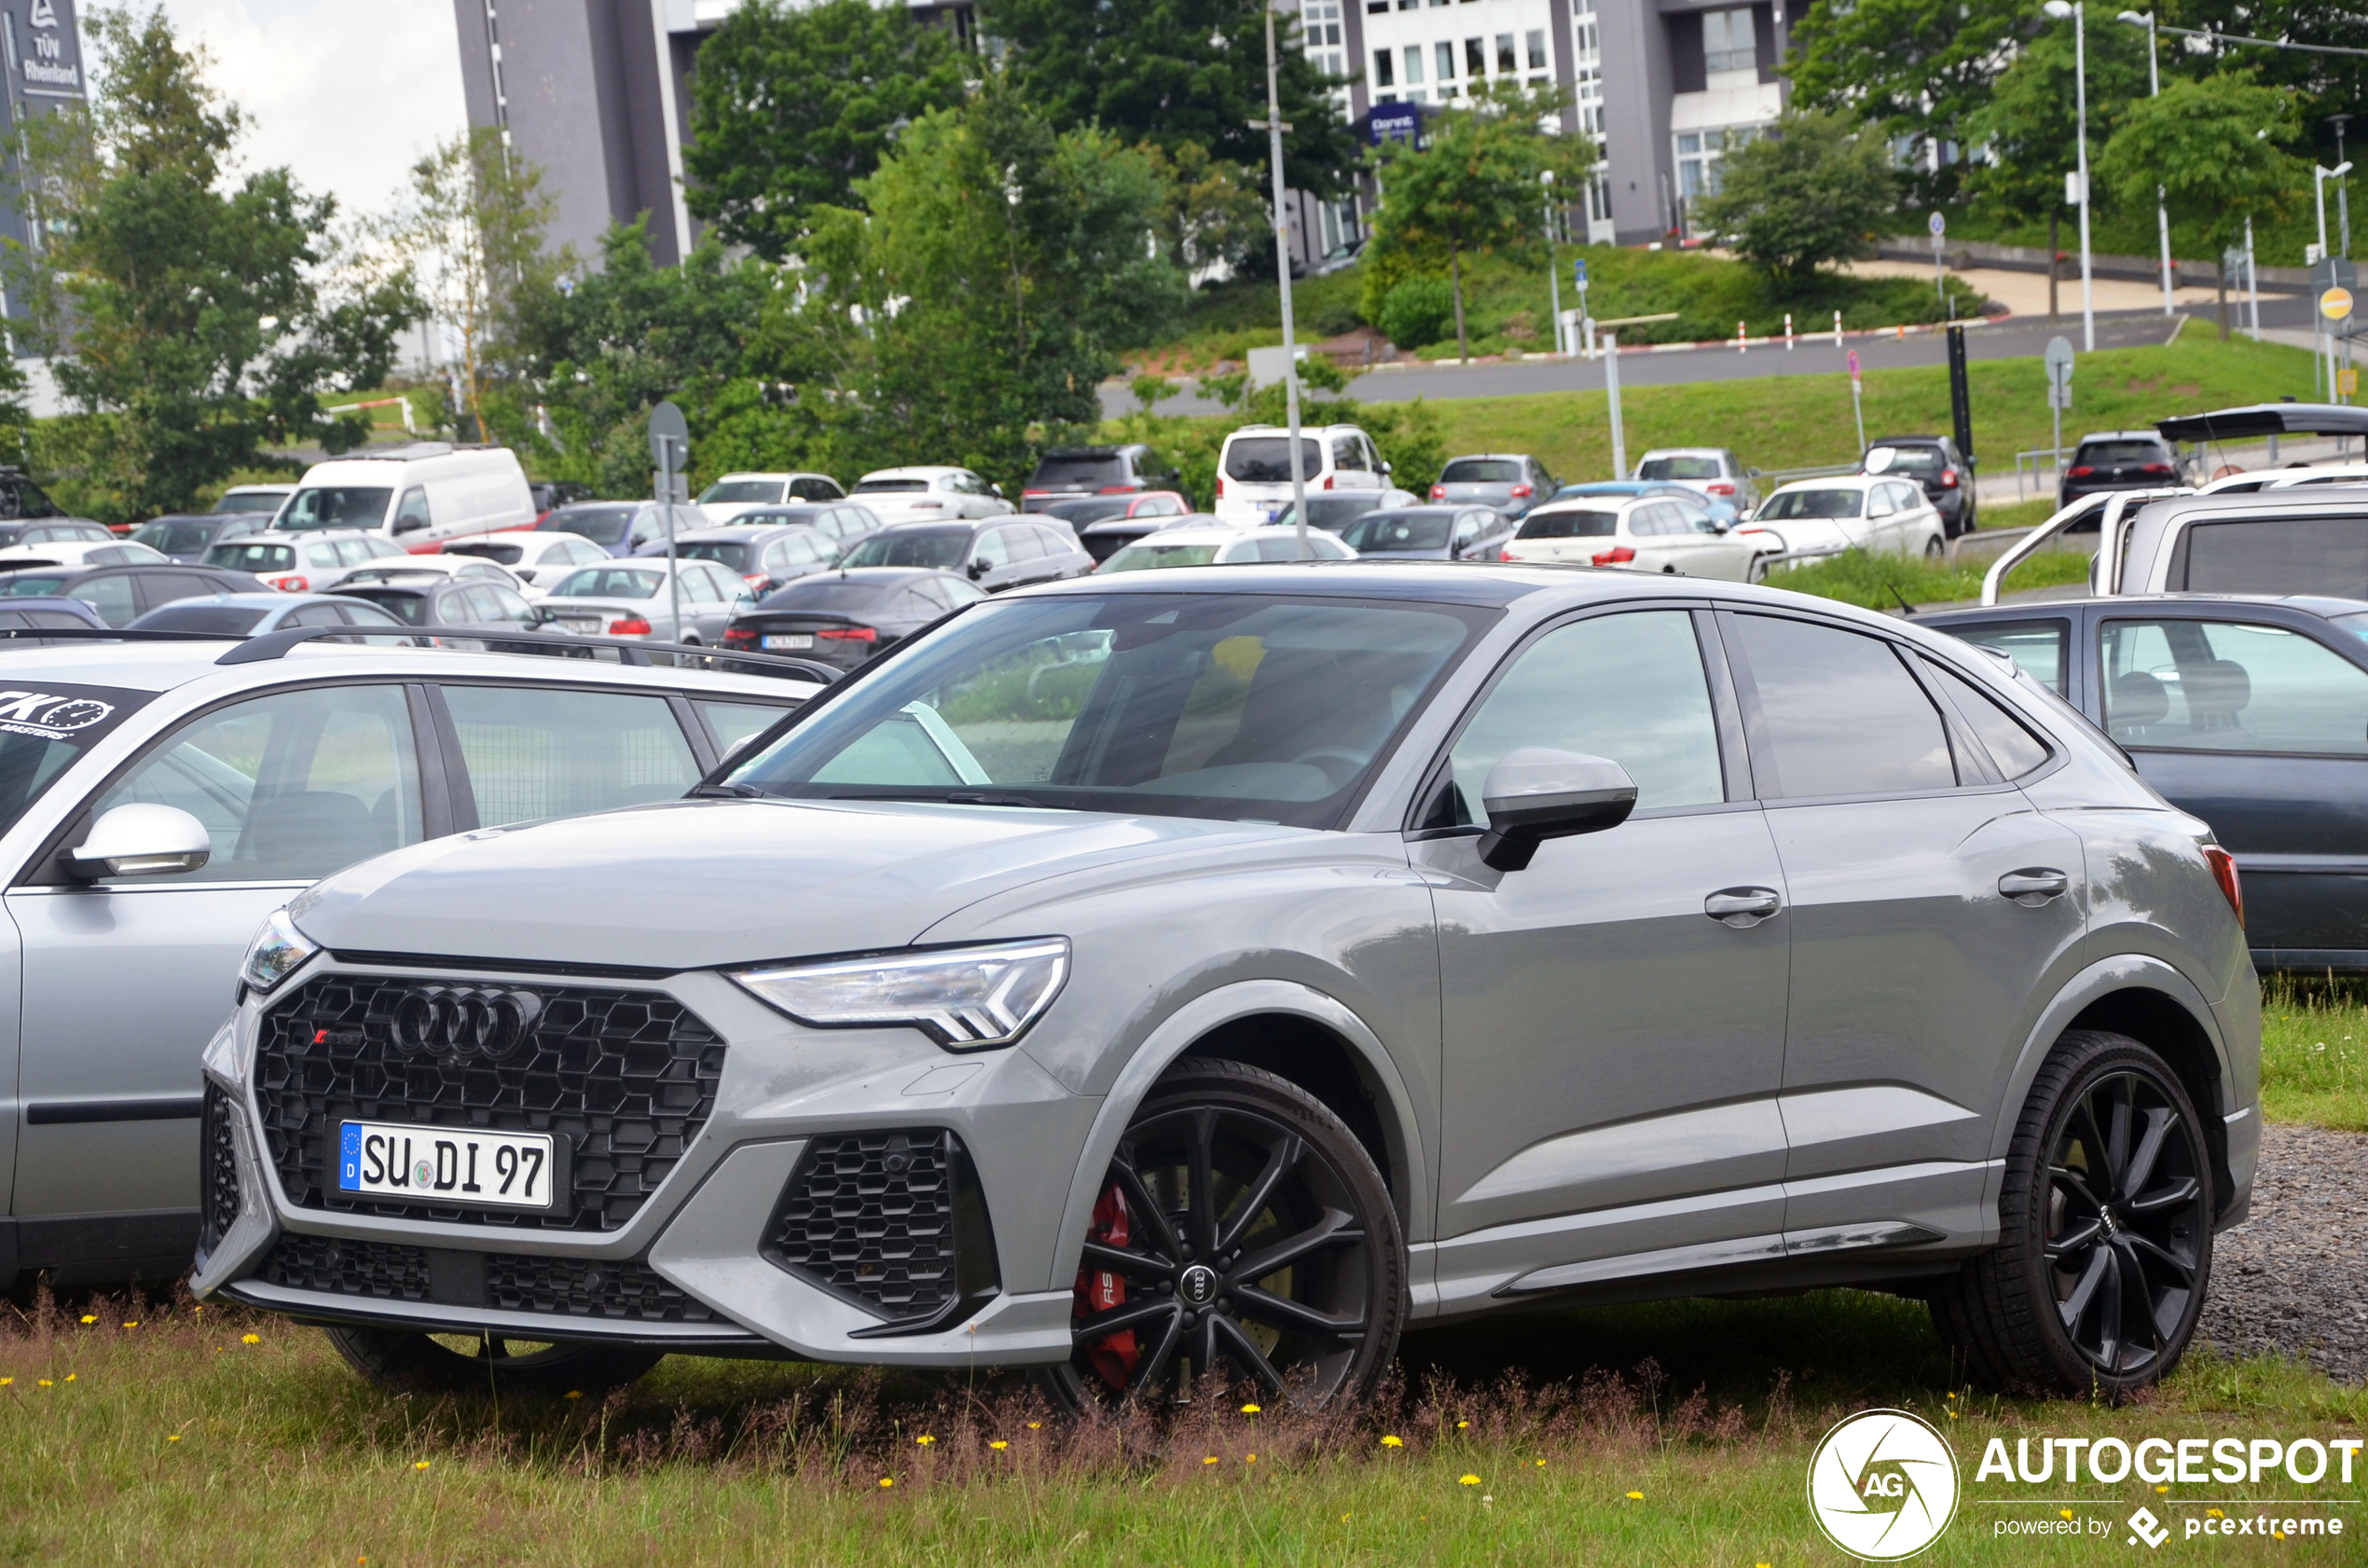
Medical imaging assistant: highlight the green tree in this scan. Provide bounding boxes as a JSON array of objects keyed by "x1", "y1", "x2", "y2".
[
  {"x1": 1692, "y1": 112, "x2": 1899, "y2": 290},
  {"x1": 3, "y1": 6, "x2": 413, "y2": 520},
  {"x1": 1787, "y1": 0, "x2": 2026, "y2": 204},
  {"x1": 973, "y1": 0, "x2": 1360, "y2": 199},
  {"x1": 2098, "y1": 70, "x2": 2303, "y2": 332},
  {"x1": 1139, "y1": 141, "x2": 1269, "y2": 279},
  {"x1": 683, "y1": 0, "x2": 970, "y2": 260},
  {"x1": 1365, "y1": 89, "x2": 1589, "y2": 361},
  {"x1": 1962, "y1": 21, "x2": 2148, "y2": 227}
]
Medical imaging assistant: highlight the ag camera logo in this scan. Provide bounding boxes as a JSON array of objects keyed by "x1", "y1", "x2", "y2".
[{"x1": 1808, "y1": 1409, "x2": 1961, "y2": 1561}]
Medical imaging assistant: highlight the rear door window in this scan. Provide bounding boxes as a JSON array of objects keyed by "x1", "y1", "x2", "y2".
[
  {"x1": 1730, "y1": 614, "x2": 1957, "y2": 796},
  {"x1": 2178, "y1": 517, "x2": 2368, "y2": 598},
  {"x1": 439, "y1": 685, "x2": 702, "y2": 827},
  {"x1": 1944, "y1": 619, "x2": 2070, "y2": 694},
  {"x1": 696, "y1": 699, "x2": 792, "y2": 758},
  {"x1": 2101, "y1": 617, "x2": 2368, "y2": 754},
  {"x1": 76, "y1": 572, "x2": 141, "y2": 626},
  {"x1": 1925, "y1": 662, "x2": 2052, "y2": 778}
]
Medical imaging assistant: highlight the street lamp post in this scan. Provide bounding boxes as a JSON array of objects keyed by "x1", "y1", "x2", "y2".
[
  {"x1": 2333, "y1": 115, "x2": 2353, "y2": 258},
  {"x1": 2044, "y1": 0, "x2": 2096, "y2": 351},
  {"x1": 2116, "y1": 11, "x2": 2175, "y2": 315},
  {"x1": 1256, "y1": 5, "x2": 1308, "y2": 560},
  {"x1": 2315, "y1": 160, "x2": 2353, "y2": 403},
  {"x1": 1542, "y1": 170, "x2": 1563, "y2": 355}
]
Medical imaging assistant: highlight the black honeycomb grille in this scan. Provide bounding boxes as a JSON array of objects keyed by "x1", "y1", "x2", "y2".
[
  {"x1": 200, "y1": 1084, "x2": 241, "y2": 1253},
  {"x1": 255, "y1": 973, "x2": 726, "y2": 1231},
  {"x1": 766, "y1": 1129, "x2": 971, "y2": 1321},
  {"x1": 484, "y1": 1254, "x2": 715, "y2": 1323},
  {"x1": 258, "y1": 1233, "x2": 432, "y2": 1300}
]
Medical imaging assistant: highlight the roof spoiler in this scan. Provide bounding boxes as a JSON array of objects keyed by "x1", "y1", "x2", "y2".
[{"x1": 2154, "y1": 403, "x2": 2368, "y2": 443}]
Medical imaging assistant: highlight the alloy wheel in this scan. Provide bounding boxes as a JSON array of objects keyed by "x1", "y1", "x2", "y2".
[{"x1": 2044, "y1": 1070, "x2": 2208, "y2": 1379}]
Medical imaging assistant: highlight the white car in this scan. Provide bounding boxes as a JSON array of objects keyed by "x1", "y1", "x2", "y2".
[
  {"x1": 695, "y1": 471, "x2": 847, "y2": 526},
  {"x1": 212, "y1": 484, "x2": 291, "y2": 516},
  {"x1": 1501, "y1": 491, "x2": 1769, "y2": 581},
  {"x1": 0, "y1": 538, "x2": 170, "y2": 570},
  {"x1": 534, "y1": 557, "x2": 756, "y2": 644},
  {"x1": 1734, "y1": 475, "x2": 1948, "y2": 571},
  {"x1": 200, "y1": 530, "x2": 413, "y2": 594},
  {"x1": 439, "y1": 530, "x2": 614, "y2": 590},
  {"x1": 1633, "y1": 447, "x2": 1761, "y2": 514},
  {"x1": 848, "y1": 466, "x2": 1014, "y2": 525},
  {"x1": 332, "y1": 555, "x2": 532, "y2": 597},
  {"x1": 1095, "y1": 523, "x2": 1357, "y2": 572},
  {"x1": 1212, "y1": 423, "x2": 1387, "y2": 526}
]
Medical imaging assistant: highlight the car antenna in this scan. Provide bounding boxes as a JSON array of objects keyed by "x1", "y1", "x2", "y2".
[{"x1": 1890, "y1": 585, "x2": 1919, "y2": 616}]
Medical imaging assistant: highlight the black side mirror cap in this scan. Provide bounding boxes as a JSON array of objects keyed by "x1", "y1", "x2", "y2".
[{"x1": 1476, "y1": 748, "x2": 1638, "y2": 872}]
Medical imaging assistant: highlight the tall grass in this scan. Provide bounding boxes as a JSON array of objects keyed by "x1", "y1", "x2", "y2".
[
  {"x1": 2260, "y1": 977, "x2": 2368, "y2": 1132},
  {"x1": 1761, "y1": 545, "x2": 2094, "y2": 611}
]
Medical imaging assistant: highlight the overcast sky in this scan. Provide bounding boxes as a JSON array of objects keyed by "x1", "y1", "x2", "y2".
[{"x1": 122, "y1": 0, "x2": 468, "y2": 223}]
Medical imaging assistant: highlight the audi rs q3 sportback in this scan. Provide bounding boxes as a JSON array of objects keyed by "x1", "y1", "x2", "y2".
[{"x1": 196, "y1": 564, "x2": 2259, "y2": 1408}]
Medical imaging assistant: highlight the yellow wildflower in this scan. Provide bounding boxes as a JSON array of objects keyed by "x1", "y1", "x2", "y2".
[
  {"x1": 2060, "y1": 1510, "x2": 2075, "y2": 1520},
  {"x1": 1626, "y1": 1491, "x2": 1644, "y2": 1501},
  {"x1": 1027, "y1": 1421, "x2": 1041, "y2": 1430},
  {"x1": 0, "y1": 1378, "x2": 10, "y2": 1386},
  {"x1": 878, "y1": 1478, "x2": 894, "y2": 1489},
  {"x1": 1535, "y1": 1459, "x2": 1547, "y2": 1466},
  {"x1": 62, "y1": 1374, "x2": 74, "y2": 1382},
  {"x1": 36, "y1": 1379, "x2": 51, "y2": 1387},
  {"x1": 79, "y1": 1315, "x2": 94, "y2": 1325},
  {"x1": 564, "y1": 1391, "x2": 583, "y2": 1400},
  {"x1": 1381, "y1": 1435, "x2": 1403, "y2": 1448},
  {"x1": 1456, "y1": 1420, "x2": 1469, "y2": 1429},
  {"x1": 413, "y1": 1461, "x2": 431, "y2": 1471},
  {"x1": 1241, "y1": 1403, "x2": 1260, "y2": 1414},
  {"x1": 241, "y1": 1334, "x2": 259, "y2": 1345},
  {"x1": 166, "y1": 1435, "x2": 181, "y2": 1443},
  {"x1": 989, "y1": 1440, "x2": 1008, "y2": 1451},
  {"x1": 916, "y1": 1435, "x2": 935, "y2": 1446},
  {"x1": 1204, "y1": 1456, "x2": 1219, "y2": 1465},
  {"x1": 2155, "y1": 1485, "x2": 2169, "y2": 1493},
  {"x1": 122, "y1": 1321, "x2": 138, "y2": 1329},
  {"x1": 1246, "y1": 1453, "x2": 1257, "y2": 1464},
  {"x1": 1460, "y1": 1474, "x2": 1481, "y2": 1486}
]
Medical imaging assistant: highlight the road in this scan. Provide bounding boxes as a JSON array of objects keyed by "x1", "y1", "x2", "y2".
[{"x1": 1101, "y1": 293, "x2": 2326, "y2": 419}]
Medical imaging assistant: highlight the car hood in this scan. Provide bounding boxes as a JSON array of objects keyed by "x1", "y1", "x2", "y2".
[{"x1": 289, "y1": 798, "x2": 1283, "y2": 970}]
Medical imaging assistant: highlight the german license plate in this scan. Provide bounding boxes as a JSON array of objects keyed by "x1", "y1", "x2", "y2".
[
  {"x1": 337, "y1": 1121, "x2": 555, "y2": 1210},
  {"x1": 762, "y1": 633, "x2": 814, "y2": 650},
  {"x1": 557, "y1": 617, "x2": 600, "y2": 634}
]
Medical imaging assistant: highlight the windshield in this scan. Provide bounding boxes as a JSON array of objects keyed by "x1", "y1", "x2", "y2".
[
  {"x1": 1032, "y1": 453, "x2": 1124, "y2": 488},
  {"x1": 337, "y1": 589, "x2": 427, "y2": 625},
  {"x1": 1517, "y1": 508, "x2": 1618, "y2": 540},
  {"x1": 0, "y1": 575, "x2": 69, "y2": 597},
  {"x1": 699, "y1": 479, "x2": 784, "y2": 505},
  {"x1": 844, "y1": 530, "x2": 969, "y2": 570},
  {"x1": 1339, "y1": 511, "x2": 1451, "y2": 552},
  {"x1": 1637, "y1": 456, "x2": 1720, "y2": 481},
  {"x1": 0, "y1": 683, "x2": 152, "y2": 838},
  {"x1": 723, "y1": 594, "x2": 1482, "y2": 827},
  {"x1": 1101, "y1": 543, "x2": 1222, "y2": 572},
  {"x1": 542, "y1": 505, "x2": 637, "y2": 545},
  {"x1": 549, "y1": 566, "x2": 665, "y2": 599},
  {"x1": 676, "y1": 541, "x2": 750, "y2": 570},
  {"x1": 1225, "y1": 437, "x2": 1324, "y2": 483},
  {"x1": 1866, "y1": 446, "x2": 1942, "y2": 475},
  {"x1": 1441, "y1": 460, "x2": 1521, "y2": 484},
  {"x1": 854, "y1": 478, "x2": 929, "y2": 494},
  {"x1": 206, "y1": 542, "x2": 296, "y2": 572},
  {"x1": 1046, "y1": 497, "x2": 1133, "y2": 525},
  {"x1": 134, "y1": 602, "x2": 267, "y2": 634},
  {"x1": 278, "y1": 486, "x2": 391, "y2": 531},
  {"x1": 212, "y1": 491, "x2": 284, "y2": 515},
  {"x1": 1272, "y1": 497, "x2": 1384, "y2": 532},
  {"x1": 1759, "y1": 488, "x2": 1865, "y2": 520},
  {"x1": 135, "y1": 520, "x2": 218, "y2": 555},
  {"x1": 2180, "y1": 517, "x2": 2368, "y2": 598},
  {"x1": 2077, "y1": 440, "x2": 2168, "y2": 466},
  {"x1": 762, "y1": 578, "x2": 898, "y2": 611}
]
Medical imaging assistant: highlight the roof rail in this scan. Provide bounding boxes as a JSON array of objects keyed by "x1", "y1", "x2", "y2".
[
  {"x1": 1977, "y1": 487, "x2": 2187, "y2": 605},
  {"x1": 0, "y1": 623, "x2": 836, "y2": 682}
]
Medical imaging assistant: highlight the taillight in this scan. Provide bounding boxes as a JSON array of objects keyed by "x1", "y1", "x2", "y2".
[
  {"x1": 2202, "y1": 845, "x2": 2244, "y2": 927},
  {"x1": 2141, "y1": 462, "x2": 2174, "y2": 475},
  {"x1": 743, "y1": 571, "x2": 769, "y2": 589},
  {"x1": 1215, "y1": 475, "x2": 1226, "y2": 498},
  {"x1": 1509, "y1": 484, "x2": 1532, "y2": 499},
  {"x1": 1321, "y1": 474, "x2": 1334, "y2": 489},
  {"x1": 723, "y1": 626, "x2": 757, "y2": 649},
  {"x1": 1430, "y1": 485, "x2": 1447, "y2": 499},
  {"x1": 1591, "y1": 546, "x2": 1637, "y2": 566},
  {"x1": 1941, "y1": 469, "x2": 1960, "y2": 488},
  {"x1": 273, "y1": 575, "x2": 308, "y2": 592},
  {"x1": 1706, "y1": 481, "x2": 1735, "y2": 496},
  {"x1": 817, "y1": 626, "x2": 878, "y2": 642},
  {"x1": 2067, "y1": 465, "x2": 2094, "y2": 478},
  {"x1": 608, "y1": 615, "x2": 653, "y2": 635},
  {"x1": 1097, "y1": 485, "x2": 1133, "y2": 495}
]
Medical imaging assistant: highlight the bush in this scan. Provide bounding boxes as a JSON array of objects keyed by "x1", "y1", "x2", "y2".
[
  {"x1": 1375, "y1": 275, "x2": 1454, "y2": 351},
  {"x1": 1307, "y1": 300, "x2": 1365, "y2": 337}
]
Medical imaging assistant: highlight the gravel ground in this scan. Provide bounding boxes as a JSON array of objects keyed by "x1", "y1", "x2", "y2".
[{"x1": 2197, "y1": 1121, "x2": 2368, "y2": 1384}]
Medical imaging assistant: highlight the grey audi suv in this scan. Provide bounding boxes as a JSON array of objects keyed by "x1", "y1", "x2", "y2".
[{"x1": 195, "y1": 564, "x2": 2258, "y2": 1408}]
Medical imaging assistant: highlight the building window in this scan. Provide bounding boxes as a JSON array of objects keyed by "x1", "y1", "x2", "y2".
[
  {"x1": 1435, "y1": 40, "x2": 1455, "y2": 78},
  {"x1": 1369, "y1": 1, "x2": 1389, "y2": 11},
  {"x1": 1703, "y1": 7, "x2": 1757, "y2": 74},
  {"x1": 1465, "y1": 36, "x2": 1485, "y2": 76},
  {"x1": 1372, "y1": 48, "x2": 1394, "y2": 87},
  {"x1": 1404, "y1": 45, "x2": 1425, "y2": 83},
  {"x1": 1527, "y1": 29, "x2": 1548, "y2": 69},
  {"x1": 1494, "y1": 34, "x2": 1514, "y2": 73}
]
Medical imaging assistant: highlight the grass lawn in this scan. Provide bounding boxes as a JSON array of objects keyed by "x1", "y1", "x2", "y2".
[
  {"x1": 2261, "y1": 980, "x2": 2368, "y2": 1133},
  {"x1": 4, "y1": 1284, "x2": 2359, "y2": 1565},
  {"x1": 1762, "y1": 545, "x2": 2093, "y2": 612}
]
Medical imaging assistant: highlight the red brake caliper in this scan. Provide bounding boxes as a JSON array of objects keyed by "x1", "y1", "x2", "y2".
[{"x1": 1074, "y1": 1179, "x2": 1140, "y2": 1390}]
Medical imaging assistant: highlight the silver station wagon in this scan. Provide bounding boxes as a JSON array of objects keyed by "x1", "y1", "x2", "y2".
[{"x1": 195, "y1": 565, "x2": 2258, "y2": 1408}]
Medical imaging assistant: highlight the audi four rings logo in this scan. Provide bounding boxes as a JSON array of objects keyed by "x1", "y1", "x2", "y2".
[{"x1": 389, "y1": 987, "x2": 543, "y2": 1059}]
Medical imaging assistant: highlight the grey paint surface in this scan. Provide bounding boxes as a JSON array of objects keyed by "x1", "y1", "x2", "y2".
[{"x1": 190, "y1": 566, "x2": 2260, "y2": 1369}]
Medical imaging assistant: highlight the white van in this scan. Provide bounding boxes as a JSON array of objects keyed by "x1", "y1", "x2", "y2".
[
  {"x1": 273, "y1": 444, "x2": 536, "y2": 554},
  {"x1": 1212, "y1": 423, "x2": 1386, "y2": 526}
]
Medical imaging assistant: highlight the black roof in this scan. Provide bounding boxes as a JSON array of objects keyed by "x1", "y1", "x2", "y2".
[{"x1": 2155, "y1": 403, "x2": 2368, "y2": 443}]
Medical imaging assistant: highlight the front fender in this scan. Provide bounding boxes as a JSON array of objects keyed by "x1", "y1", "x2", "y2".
[{"x1": 1040, "y1": 979, "x2": 1432, "y2": 1298}]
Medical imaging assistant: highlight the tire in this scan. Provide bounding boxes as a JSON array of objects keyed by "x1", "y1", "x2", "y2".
[
  {"x1": 1931, "y1": 1030, "x2": 2214, "y2": 1396},
  {"x1": 1041, "y1": 1058, "x2": 1406, "y2": 1412},
  {"x1": 322, "y1": 1324, "x2": 663, "y2": 1397},
  {"x1": 1922, "y1": 534, "x2": 1946, "y2": 561}
]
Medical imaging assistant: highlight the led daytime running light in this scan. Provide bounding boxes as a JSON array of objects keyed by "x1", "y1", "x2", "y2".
[{"x1": 730, "y1": 938, "x2": 1069, "y2": 1050}]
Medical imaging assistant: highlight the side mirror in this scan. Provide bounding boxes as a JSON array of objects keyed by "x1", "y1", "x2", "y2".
[
  {"x1": 1476, "y1": 749, "x2": 1637, "y2": 872},
  {"x1": 991, "y1": 483, "x2": 1006, "y2": 498},
  {"x1": 968, "y1": 559, "x2": 988, "y2": 579},
  {"x1": 393, "y1": 516, "x2": 426, "y2": 534},
  {"x1": 1381, "y1": 461, "x2": 1394, "y2": 475},
  {"x1": 65, "y1": 803, "x2": 211, "y2": 879}
]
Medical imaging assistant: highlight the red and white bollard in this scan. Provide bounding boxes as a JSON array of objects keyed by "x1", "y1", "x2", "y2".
[
  {"x1": 1833, "y1": 310, "x2": 1843, "y2": 347},
  {"x1": 1784, "y1": 312, "x2": 1795, "y2": 351},
  {"x1": 1737, "y1": 320, "x2": 1748, "y2": 353}
]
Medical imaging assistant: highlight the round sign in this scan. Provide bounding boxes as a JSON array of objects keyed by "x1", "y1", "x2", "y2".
[
  {"x1": 1806, "y1": 1409, "x2": 1960, "y2": 1561},
  {"x1": 1927, "y1": 212, "x2": 1946, "y2": 239},
  {"x1": 2323, "y1": 286, "x2": 2355, "y2": 322},
  {"x1": 1847, "y1": 349, "x2": 1860, "y2": 378}
]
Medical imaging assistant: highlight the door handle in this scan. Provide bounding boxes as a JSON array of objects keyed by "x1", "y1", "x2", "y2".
[
  {"x1": 1704, "y1": 887, "x2": 1783, "y2": 927},
  {"x1": 1999, "y1": 868, "x2": 2070, "y2": 904}
]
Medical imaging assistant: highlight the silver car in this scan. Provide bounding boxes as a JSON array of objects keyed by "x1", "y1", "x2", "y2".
[
  {"x1": 1431, "y1": 453, "x2": 1557, "y2": 519},
  {"x1": 533, "y1": 557, "x2": 755, "y2": 644},
  {"x1": 0, "y1": 637, "x2": 812, "y2": 1287},
  {"x1": 196, "y1": 566, "x2": 2257, "y2": 1408}
]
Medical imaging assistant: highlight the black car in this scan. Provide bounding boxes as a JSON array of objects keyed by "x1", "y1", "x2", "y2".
[
  {"x1": 839, "y1": 517, "x2": 1095, "y2": 593},
  {"x1": 130, "y1": 511, "x2": 270, "y2": 563},
  {"x1": 722, "y1": 567, "x2": 985, "y2": 670},
  {"x1": 1080, "y1": 509, "x2": 1222, "y2": 565},
  {"x1": 632, "y1": 521, "x2": 846, "y2": 595},
  {"x1": 1922, "y1": 593, "x2": 2368, "y2": 972},
  {"x1": 2058, "y1": 430, "x2": 2183, "y2": 510},
  {"x1": 0, "y1": 562, "x2": 265, "y2": 626},
  {"x1": 1335, "y1": 504, "x2": 1517, "y2": 561},
  {"x1": 1021, "y1": 443, "x2": 1178, "y2": 511},
  {"x1": 1865, "y1": 434, "x2": 1978, "y2": 537},
  {"x1": 333, "y1": 576, "x2": 546, "y2": 646}
]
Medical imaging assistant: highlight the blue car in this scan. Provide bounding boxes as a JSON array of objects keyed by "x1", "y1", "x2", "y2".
[{"x1": 1549, "y1": 479, "x2": 1741, "y2": 528}]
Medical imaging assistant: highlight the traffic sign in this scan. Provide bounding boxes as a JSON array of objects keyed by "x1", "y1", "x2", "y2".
[
  {"x1": 2342, "y1": 367, "x2": 2361, "y2": 397},
  {"x1": 1573, "y1": 258, "x2": 1588, "y2": 292},
  {"x1": 648, "y1": 399, "x2": 689, "y2": 470},
  {"x1": 2044, "y1": 335, "x2": 2075, "y2": 384},
  {"x1": 1927, "y1": 212, "x2": 1946, "y2": 239},
  {"x1": 2323, "y1": 287, "x2": 2356, "y2": 322},
  {"x1": 1846, "y1": 349, "x2": 1860, "y2": 381}
]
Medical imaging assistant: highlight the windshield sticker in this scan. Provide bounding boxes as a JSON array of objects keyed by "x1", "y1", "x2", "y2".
[{"x1": 0, "y1": 690, "x2": 115, "y2": 737}]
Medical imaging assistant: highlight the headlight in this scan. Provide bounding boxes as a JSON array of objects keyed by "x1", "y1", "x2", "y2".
[
  {"x1": 239, "y1": 907, "x2": 319, "y2": 997},
  {"x1": 729, "y1": 938, "x2": 1069, "y2": 1050}
]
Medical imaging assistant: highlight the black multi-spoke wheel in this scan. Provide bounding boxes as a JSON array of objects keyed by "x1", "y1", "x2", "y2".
[
  {"x1": 323, "y1": 1325, "x2": 662, "y2": 1396},
  {"x1": 1933, "y1": 1030, "x2": 2215, "y2": 1396},
  {"x1": 1045, "y1": 1058, "x2": 1404, "y2": 1410}
]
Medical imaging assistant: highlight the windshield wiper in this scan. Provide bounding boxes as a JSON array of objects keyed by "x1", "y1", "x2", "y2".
[{"x1": 830, "y1": 788, "x2": 1061, "y2": 809}]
